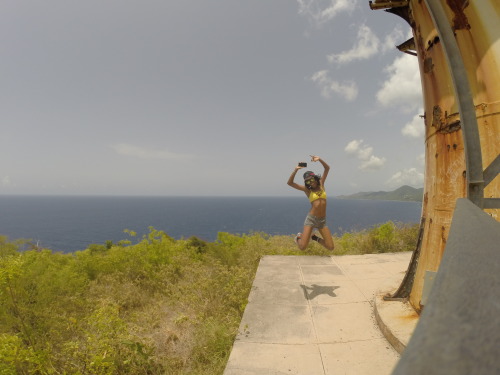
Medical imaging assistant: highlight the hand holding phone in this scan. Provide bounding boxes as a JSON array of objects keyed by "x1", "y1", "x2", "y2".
[{"x1": 298, "y1": 162, "x2": 307, "y2": 167}]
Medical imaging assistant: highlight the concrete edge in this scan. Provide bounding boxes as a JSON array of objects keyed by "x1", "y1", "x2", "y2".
[{"x1": 373, "y1": 291, "x2": 419, "y2": 354}]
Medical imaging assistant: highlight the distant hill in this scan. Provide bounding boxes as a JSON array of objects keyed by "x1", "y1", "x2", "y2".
[{"x1": 337, "y1": 185, "x2": 424, "y2": 202}]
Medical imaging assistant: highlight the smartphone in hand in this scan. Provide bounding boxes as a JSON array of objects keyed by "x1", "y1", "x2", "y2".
[{"x1": 298, "y1": 162, "x2": 307, "y2": 167}]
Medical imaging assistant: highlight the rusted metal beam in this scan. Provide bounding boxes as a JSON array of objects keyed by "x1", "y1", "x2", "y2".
[
  {"x1": 384, "y1": 217, "x2": 425, "y2": 301},
  {"x1": 370, "y1": 0, "x2": 500, "y2": 314},
  {"x1": 369, "y1": 1, "x2": 409, "y2": 10},
  {"x1": 483, "y1": 154, "x2": 500, "y2": 187},
  {"x1": 423, "y1": 0, "x2": 485, "y2": 208},
  {"x1": 397, "y1": 37, "x2": 418, "y2": 56}
]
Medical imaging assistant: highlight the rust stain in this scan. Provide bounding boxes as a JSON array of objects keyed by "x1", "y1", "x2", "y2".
[
  {"x1": 399, "y1": 311, "x2": 420, "y2": 321},
  {"x1": 372, "y1": 0, "x2": 500, "y2": 314},
  {"x1": 441, "y1": 225, "x2": 447, "y2": 244},
  {"x1": 415, "y1": 25, "x2": 426, "y2": 56},
  {"x1": 439, "y1": 120, "x2": 461, "y2": 134},
  {"x1": 432, "y1": 105, "x2": 443, "y2": 128},
  {"x1": 447, "y1": 0, "x2": 471, "y2": 30},
  {"x1": 431, "y1": 105, "x2": 462, "y2": 133},
  {"x1": 424, "y1": 57, "x2": 434, "y2": 73}
]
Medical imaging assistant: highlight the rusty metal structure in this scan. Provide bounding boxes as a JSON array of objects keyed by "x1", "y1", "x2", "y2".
[{"x1": 369, "y1": 0, "x2": 500, "y2": 312}]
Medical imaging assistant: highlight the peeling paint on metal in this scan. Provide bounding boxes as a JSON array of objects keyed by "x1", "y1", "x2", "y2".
[{"x1": 447, "y1": 0, "x2": 471, "y2": 30}]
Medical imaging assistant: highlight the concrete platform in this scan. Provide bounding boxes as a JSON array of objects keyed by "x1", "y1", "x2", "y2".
[
  {"x1": 374, "y1": 292, "x2": 419, "y2": 354},
  {"x1": 224, "y1": 252, "x2": 415, "y2": 375}
]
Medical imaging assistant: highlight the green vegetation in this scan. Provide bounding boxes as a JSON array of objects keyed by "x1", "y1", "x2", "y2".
[
  {"x1": 338, "y1": 185, "x2": 424, "y2": 202},
  {"x1": 0, "y1": 221, "x2": 418, "y2": 375}
]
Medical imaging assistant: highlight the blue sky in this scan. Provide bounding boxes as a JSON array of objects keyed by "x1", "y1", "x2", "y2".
[{"x1": 0, "y1": 0, "x2": 425, "y2": 196}]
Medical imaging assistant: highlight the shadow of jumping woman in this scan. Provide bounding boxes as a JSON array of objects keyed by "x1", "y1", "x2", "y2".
[{"x1": 300, "y1": 284, "x2": 339, "y2": 300}]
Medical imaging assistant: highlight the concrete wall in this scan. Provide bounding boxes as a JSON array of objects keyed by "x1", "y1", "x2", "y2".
[{"x1": 392, "y1": 199, "x2": 500, "y2": 375}]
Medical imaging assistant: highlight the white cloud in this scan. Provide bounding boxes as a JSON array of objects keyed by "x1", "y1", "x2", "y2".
[
  {"x1": 386, "y1": 167, "x2": 424, "y2": 187},
  {"x1": 381, "y1": 25, "x2": 406, "y2": 53},
  {"x1": 376, "y1": 54, "x2": 422, "y2": 113},
  {"x1": 357, "y1": 145, "x2": 374, "y2": 161},
  {"x1": 297, "y1": 0, "x2": 357, "y2": 25},
  {"x1": 111, "y1": 143, "x2": 195, "y2": 160},
  {"x1": 360, "y1": 155, "x2": 386, "y2": 171},
  {"x1": 402, "y1": 109, "x2": 425, "y2": 138},
  {"x1": 344, "y1": 139, "x2": 386, "y2": 170},
  {"x1": 327, "y1": 24, "x2": 405, "y2": 65},
  {"x1": 311, "y1": 70, "x2": 358, "y2": 101},
  {"x1": 345, "y1": 139, "x2": 363, "y2": 155},
  {"x1": 328, "y1": 24, "x2": 379, "y2": 65}
]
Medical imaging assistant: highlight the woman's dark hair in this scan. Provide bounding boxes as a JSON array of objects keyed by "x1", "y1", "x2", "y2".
[{"x1": 303, "y1": 171, "x2": 321, "y2": 190}]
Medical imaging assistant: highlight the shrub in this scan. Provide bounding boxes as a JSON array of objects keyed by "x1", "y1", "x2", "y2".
[
  {"x1": 0, "y1": 223, "x2": 418, "y2": 374},
  {"x1": 334, "y1": 221, "x2": 419, "y2": 254},
  {"x1": 0, "y1": 334, "x2": 46, "y2": 375}
]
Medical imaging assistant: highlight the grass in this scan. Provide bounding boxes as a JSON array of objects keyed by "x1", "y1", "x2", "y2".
[{"x1": 0, "y1": 221, "x2": 418, "y2": 374}]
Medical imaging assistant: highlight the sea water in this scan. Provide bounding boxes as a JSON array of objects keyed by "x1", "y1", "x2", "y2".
[{"x1": 0, "y1": 195, "x2": 421, "y2": 252}]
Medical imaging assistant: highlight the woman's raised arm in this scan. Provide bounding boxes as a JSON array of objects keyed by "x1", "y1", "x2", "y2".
[
  {"x1": 310, "y1": 155, "x2": 330, "y2": 184},
  {"x1": 287, "y1": 165, "x2": 307, "y2": 191}
]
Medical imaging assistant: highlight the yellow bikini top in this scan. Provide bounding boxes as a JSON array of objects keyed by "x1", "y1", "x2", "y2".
[{"x1": 308, "y1": 189, "x2": 327, "y2": 203}]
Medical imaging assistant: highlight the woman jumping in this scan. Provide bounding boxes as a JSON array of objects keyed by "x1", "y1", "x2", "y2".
[{"x1": 287, "y1": 155, "x2": 335, "y2": 251}]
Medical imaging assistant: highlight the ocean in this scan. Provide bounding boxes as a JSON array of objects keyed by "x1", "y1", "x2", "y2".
[{"x1": 0, "y1": 195, "x2": 422, "y2": 253}]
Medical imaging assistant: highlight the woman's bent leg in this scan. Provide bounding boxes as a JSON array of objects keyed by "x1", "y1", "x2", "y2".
[
  {"x1": 297, "y1": 225, "x2": 314, "y2": 250},
  {"x1": 317, "y1": 226, "x2": 335, "y2": 250}
]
